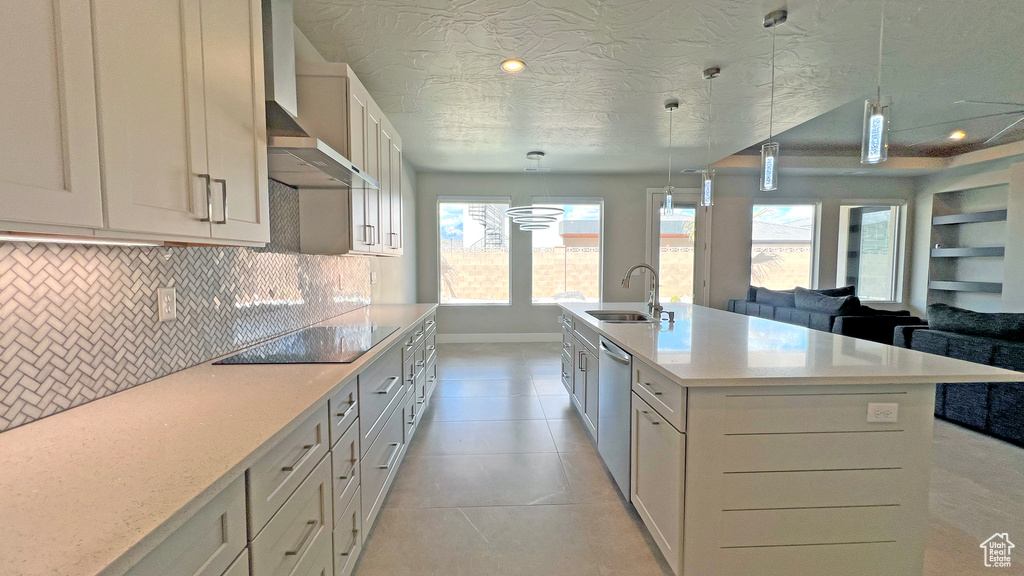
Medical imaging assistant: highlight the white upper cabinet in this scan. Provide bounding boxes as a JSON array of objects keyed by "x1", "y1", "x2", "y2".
[
  {"x1": 94, "y1": 0, "x2": 268, "y2": 244},
  {"x1": 0, "y1": 0, "x2": 104, "y2": 229}
]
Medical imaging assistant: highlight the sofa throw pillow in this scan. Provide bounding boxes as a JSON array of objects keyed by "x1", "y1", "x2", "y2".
[
  {"x1": 754, "y1": 287, "x2": 796, "y2": 309},
  {"x1": 794, "y1": 287, "x2": 860, "y2": 315},
  {"x1": 928, "y1": 303, "x2": 1024, "y2": 341},
  {"x1": 817, "y1": 285, "x2": 856, "y2": 297},
  {"x1": 747, "y1": 286, "x2": 759, "y2": 301}
]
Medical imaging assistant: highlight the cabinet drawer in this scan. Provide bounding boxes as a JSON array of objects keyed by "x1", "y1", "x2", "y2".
[
  {"x1": 425, "y1": 358, "x2": 437, "y2": 402},
  {"x1": 425, "y1": 331, "x2": 437, "y2": 365},
  {"x1": 329, "y1": 378, "x2": 359, "y2": 447},
  {"x1": 248, "y1": 406, "x2": 330, "y2": 536},
  {"x1": 361, "y1": 397, "x2": 406, "y2": 531},
  {"x1": 358, "y1": 346, "x2": 404, "y2": 457},
  {"x1": 423, "y1": 312, "x2": 437, "y2": 334},
  {"x1": 573, "y1": 321, "x2": 599, "y2": 352},
  {"x1": 331, "y1": 418, "x2": 361, "y2": 528},
  {"x1": 561, "y1": 313, "x2": 574, "y2": 331},
  {"x1": 223, "y1": 552, "x2": 249, "y2": 576},
  {"x1": 561, "y1": 353, "x2": 573, "y2": 395},
  {"x1": 403, "y1": 386, "x2": 418, "y2": 441},
  {"x1": 561, "y1": 329, "x2": 575, "y2": 357},
  {"x1": 251, "y1": 454, "x2": 332, "y2": 576},
  {"x1": 124, "y1": 476, "x2": 246, "y2": 576},
  {"x1": 334, "y1": 486, "x2": 363, "y2": 576},
  {"x1": 633, "y1": 359, "x2": 686, "y2": 432}
]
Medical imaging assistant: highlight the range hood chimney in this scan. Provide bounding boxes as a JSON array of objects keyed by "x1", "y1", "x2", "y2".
[{"x1": 262, "y1": 0, "x2": 378, "y2": 190}]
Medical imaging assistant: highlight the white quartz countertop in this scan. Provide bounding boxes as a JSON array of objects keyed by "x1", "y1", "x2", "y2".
[
  {"x1": 0, "y1": 303, "x2": 436, "y2": 576},
  {"x1": 560, "y1": 302, "x2": 1022, "y2": 387}
]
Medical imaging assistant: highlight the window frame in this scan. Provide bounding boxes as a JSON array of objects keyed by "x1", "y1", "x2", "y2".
[
  {"x1": 749, "y1": 200, "x2": 822, "y2": 290},
  {"x1": 436, "y1": 195, "x2": 513, "y2": 307},
  {"x1": 528, "y1": 197, "x2": 605, "y2": 306},
  {"x1": 836, "y1": 200, "x2": 907, "y2": 304}
]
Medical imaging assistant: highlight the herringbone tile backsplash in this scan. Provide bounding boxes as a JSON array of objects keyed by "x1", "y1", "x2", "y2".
[{"x1": 0, "y1": 181, "x2": 371, "y2": 432}]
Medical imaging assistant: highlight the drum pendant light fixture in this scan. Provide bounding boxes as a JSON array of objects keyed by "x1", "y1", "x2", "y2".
[
  {"x1": 505, "y1": 151, "x2": 564, "y2": 231},
  {"x1": 760, "y1": 9, "x2": 786, "y2": 192},
  {"x1": 861, "y1": 1, "x2": 890, "y2": 164},
  {"x1": 701, "y1": 67, "x2": 720, "y2": 207},
  {"x1": 663, "y1": 100, "x2": 679, "y2": 215}
]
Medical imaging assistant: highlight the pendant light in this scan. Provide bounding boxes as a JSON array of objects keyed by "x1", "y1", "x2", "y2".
[
  {"x1": 701, "y1": 67, "x2": 720, "y2": 207},
  {"x1": 761, "y1": 10, "x2": 786, "y2": 192},
  {"x1": 861, "y1": 0, "x2": 890, "y2": 164},
  {"x1": 505, "y1": 151, "x2": 564, "y2": 231},
  {"x1": 663, "y1": 100, "x2": 679, "y2": 215}
]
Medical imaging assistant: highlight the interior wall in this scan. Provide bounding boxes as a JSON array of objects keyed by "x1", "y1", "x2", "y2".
[
  {"x1": 416, "y1": 170, "x2": 916, "y2": 335},
  {"x1": 909, "y1": 155, "x2": 1024, "y2": 315}
]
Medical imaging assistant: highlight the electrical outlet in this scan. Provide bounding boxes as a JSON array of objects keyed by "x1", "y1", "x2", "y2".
[
  {"x1": 157, "y1": 287, "x2": 177, "y2": 322},
  {"x1": 867, "y1": 402, "x2": 898, "y2": 423},
  {"x1": 370, "y1": 272, "x2": 378, "y2": 285}
]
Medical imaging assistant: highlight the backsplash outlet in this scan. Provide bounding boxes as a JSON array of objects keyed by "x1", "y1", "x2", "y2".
[{"x1": 0, "y1": 181, "x2": 370, "y2": 431}]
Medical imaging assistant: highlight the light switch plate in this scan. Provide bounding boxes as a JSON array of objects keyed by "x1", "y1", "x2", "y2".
[
  {"x1": 157, "y1": 287, "x2": 177, "y2": 322},
  {"x1": 370, "y1": 272, "x2": 378, "y2": 285},
  {"x1": 867, "y1": 402, "x2": 898, "y2": 423}
]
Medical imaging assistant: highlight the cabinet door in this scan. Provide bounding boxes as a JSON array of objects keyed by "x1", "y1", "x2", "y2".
[
  {"x1": 389, "y1": 137, "x2": 404, "y2": 254},
  {"x1": 631, "y1": 393, "x2": 683, "y2": 575},
  {"x1": 583, "y1": 349, "x2": 599, "y2": 439},
  {"x1": 203, "y1": 0, "x2": 269, "y2": 243},
  {"x1": 94, "y1": 0, "x2": 212, "y2": 238},
  {"x1": 378, "y1": 120, "x2": 394, "y2": 251},
  {"x1": 347, "y1": 75, "x2": 369, "y2": 173},
  {"x1": 0, "y1": 0, "x2": 103, "y2": 228},
  {"x1": 365, "y1": 101, "x2": 383, "y2": 254},
  {"x1": 349, "y1": 187, "x2": 372, "y2": 252}
]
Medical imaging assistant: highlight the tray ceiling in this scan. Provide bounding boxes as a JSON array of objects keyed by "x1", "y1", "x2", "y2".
[{"x1": 295, "y1": 0, "x2": 1024, "y2": 173}]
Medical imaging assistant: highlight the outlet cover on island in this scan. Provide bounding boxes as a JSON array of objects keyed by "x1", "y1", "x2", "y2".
[
  {"x1": 157, "y1": 287, "x2": 177, "y2": 322},
  {"x1": 867, "y1": 402, "x2": 898, "y2": 423}
]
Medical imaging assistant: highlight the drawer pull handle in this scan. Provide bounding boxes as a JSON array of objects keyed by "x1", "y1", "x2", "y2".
[
  {"x1": 337, "y1": 399, "x2": 357, "y2": 420},
  {"x1": 417, "y1": 399, "x2": 424, "y2": 405},
  {"x1": 562, "y1": 372, "x2": 570, "y2": 379},
  {"x1": 428, "y1": 376, "x2": 436, "y2": 383},
  {"x1": 427, "y1": 345, "x2": 435, "y2": 351},
  {"x1": 338, "y1": 461, "x2": 357, "y2": 481},
  {"x1": 563, "y1": 342, "x2": 571, "y2": 349},
  {"x1": 642, "y1": 382, "x2": 664, "y2": 396},
  {"x1": 378, "y1": 442, "x2": 401, "y2": 470},
  {"x1": 376, "y1": 376, "x2": 399, "y2": 395},
  {"x1": 416, "y1": 360, "x2": 425, "y2": 367},
  {"x1": 281, "y1": 444, "x2": 314, "y2": 472},
  {"x1": 640, "y1": 410, "x2": 661, "y2": 425},
  {"x1": 339, "y1": 528, "x2": 360, "y2": 557},
  {"x1": 426, "y1": 320, "x2": 436, "y2": 328},
  {"x1": 284, "y1": 520, "x2": 317, "y2": 556}
]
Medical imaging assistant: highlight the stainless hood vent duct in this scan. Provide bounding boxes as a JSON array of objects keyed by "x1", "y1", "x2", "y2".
[{"x1": 262, "y1": 0, "x2": 378, "y2": 190}]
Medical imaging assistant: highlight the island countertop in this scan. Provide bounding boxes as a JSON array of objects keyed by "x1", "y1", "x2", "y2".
[
  {"x1": 0, "y1": 303, "x2": 436, "y2": 576},
  {"x1": 559, "y1": 302, "x2": 1022, "y2": 387}
]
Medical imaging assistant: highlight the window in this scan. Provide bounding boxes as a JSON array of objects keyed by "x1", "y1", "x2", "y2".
[
  {"x1": 438, "y1": 200, "x2": 510, "y2": 305},
  {"x1": 750, "y1": 204, "x2": 816, "y2": 289},
  {"x1": 655, "y1": 201, "x2": 697, "y2": 303},
  {"x1": 531, "y1": 202, "x2": 602, "y2": 303},
  {"x1": 837, "y1": 204, "x2": 901, "y2": 301}
]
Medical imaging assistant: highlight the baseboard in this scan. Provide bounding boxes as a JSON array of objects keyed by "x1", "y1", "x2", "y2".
[{"x1": 436, "y1": 333, "x2": 561, "y2": 344}]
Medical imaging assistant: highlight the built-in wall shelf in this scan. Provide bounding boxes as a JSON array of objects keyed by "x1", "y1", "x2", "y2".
[
  {"x1": 932, "y1": 209, "x2": 1008, "y2": 226},
  {"x1": 930, "y1": 246, "x2": 1006, "y2": 258},
  {"x1": 928, "y1": 281, "x2": 1003, "y2": 293}
]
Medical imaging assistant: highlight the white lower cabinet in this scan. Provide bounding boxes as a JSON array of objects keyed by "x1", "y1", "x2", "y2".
[
  {"x1": 123, "y1": 475, "x2": 246, "y2": 576},
  {"x1": 631, "y1": 392, "x2": 684, "y2": 575},
  {"x1": 222, "y1": 552, "x2": 250, "y2": 576},
  {"x1": 334, "y1": 486, "x2": 363, "y2": 576},
  {"x1": 361, "y1": 397, "x2": 406, "y2": 531}
]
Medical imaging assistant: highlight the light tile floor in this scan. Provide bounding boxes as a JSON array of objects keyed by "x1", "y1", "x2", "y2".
[{"x1": 353, "y1": 343, "x2": 1024, "y2": 576}]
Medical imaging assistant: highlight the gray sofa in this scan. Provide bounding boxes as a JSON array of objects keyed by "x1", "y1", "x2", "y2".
[
  {"x1": 728, "y1": 286, "x2": 926, "y2": 345},
  {"x1": 894, "y1": 304, "x2": 1024, "y2": 447}
]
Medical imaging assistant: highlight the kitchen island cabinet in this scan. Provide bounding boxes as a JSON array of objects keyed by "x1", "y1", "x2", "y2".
[{"x1": 559, "y1": 302, "x2": 1021, "y2": 576}]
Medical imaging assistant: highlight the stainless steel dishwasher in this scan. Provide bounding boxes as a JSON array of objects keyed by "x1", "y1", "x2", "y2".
[{"x1": 598, "y1": 337, "x2": 632, "y2": 498}]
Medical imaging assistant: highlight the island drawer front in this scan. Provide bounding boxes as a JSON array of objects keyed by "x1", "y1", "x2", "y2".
[
  {"x1": 248, "y1": 406, "x2": 330, "y2": 536},
  {"x1": 358, "y1": 345, "x2": 404, "y2": 457},
  {"x1": 361, "y1": 396, "x2": 406, "y2": 531},
  {"x1": 331, "y1": 418, "x2": 361, "y2": 528},
  {"x1": 123, "y1": 475, "x2": 246, "y2": 576},
  {"x1": 424, "y1": 312, "x2": 437, "y2": 334},
  {"x1": 251, "y1": 454, "x2": 332, "y2": 576},
  {"x1": 425, "y1": 331, "x2": 437, "y2": 365},
  {"x1": 573, "y1": 321, "x2": 599, "y2": 352},
  {"x1": 561, "y1": 353, "x2": 573, "y2": 395},
  {"x1": 334, "y1": 486, "x2": 363, "y2": 576},
  {"x1": 632, "y1": 359, "x2": 686, "y2": 432},
  {"x1": 328, "y1": 378, "x2": 359, "y2": 447},
  {"x1": 561, "y1": 329, "x2": 575, "y2": 356},
  {"x1": 561, "y1": 313, "x2": 574, "y2": 331}
]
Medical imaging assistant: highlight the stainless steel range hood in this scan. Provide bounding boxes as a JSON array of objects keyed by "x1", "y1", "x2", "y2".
[{"x1": 262, "y1": 0, "x2": 378, "y2": 190}]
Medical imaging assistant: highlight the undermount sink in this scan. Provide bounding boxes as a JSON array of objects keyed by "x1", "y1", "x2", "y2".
[{"x1": 586, "y1": 310, "x2": 656, "y2": 323}]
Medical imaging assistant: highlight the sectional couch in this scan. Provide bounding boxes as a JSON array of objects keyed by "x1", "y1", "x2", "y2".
[
  {"x1": 727, "y1": 286, "x2": 926, "y2": 345},
  {"x1": 895, "y1": 304, "x2": 1024, "y2": 447}
]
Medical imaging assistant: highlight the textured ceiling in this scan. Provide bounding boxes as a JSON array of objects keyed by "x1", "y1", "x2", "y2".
[{"x1": 294, "y1": 0, "x2": 1024, "y2": 173}]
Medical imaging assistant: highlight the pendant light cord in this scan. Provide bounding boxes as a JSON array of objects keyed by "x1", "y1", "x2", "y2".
[
  {"x1": 707, "y1": 77, "x2": 713, "y2": 170},
  {"x1": 667, "y1": 107, "x2": 674, "y2": 187},
  {"x1": 769, "y1": 23, "x2": 776, "y2": 143},
  {"x1": 876, "y1": 0, "x2": 886, "y2": 103}
]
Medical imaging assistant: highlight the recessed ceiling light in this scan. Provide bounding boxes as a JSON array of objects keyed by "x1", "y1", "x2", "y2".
[
  {"x1": 500, "y1": 59, "x2": 525, "y2": 73},
  {"x1": 949, "y1": 130, "x2": 967, "y2": 141}
]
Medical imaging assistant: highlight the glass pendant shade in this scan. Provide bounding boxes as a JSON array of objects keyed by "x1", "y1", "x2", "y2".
[
  {"x1": 860, "y1": 98, "x2": 890, "y2": 164},
  {"x1": 760, "y1": 142, "x2": 779, "y2": 191},
  {"x1": 662, "y1": 185, "x2": 674, "y2": 215},
  {"x1": 701, "y1": 170, "x2": 715, "y2": 206}
]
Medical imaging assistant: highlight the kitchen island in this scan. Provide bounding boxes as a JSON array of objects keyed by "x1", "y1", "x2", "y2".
[{"x1": 558, "y1": 302, "x2": 1021, "y2": 576}]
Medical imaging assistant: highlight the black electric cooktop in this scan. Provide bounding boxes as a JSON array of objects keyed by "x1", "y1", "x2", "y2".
[{"x1": 214, "y1": 325, "x2": 400, "y2": 365}]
